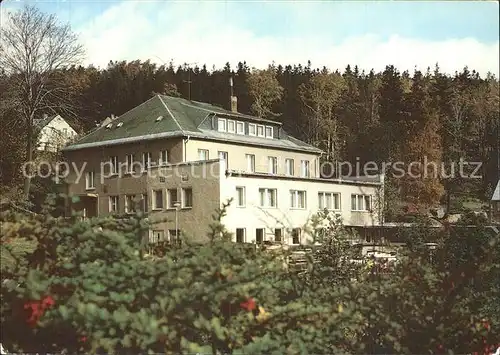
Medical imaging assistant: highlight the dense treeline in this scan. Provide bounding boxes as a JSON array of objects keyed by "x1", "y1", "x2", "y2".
[{"x1": 2, "y1": 59, "x2": 498, "y2": 217}]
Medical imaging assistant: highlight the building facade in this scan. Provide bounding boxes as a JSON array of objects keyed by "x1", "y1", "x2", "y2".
[
  {"x1": 35, "y1": 114, "x2": 78, "y2": 152},
  {"x1": 62, "y1": 95, "x2": 383, "y2": 244}
]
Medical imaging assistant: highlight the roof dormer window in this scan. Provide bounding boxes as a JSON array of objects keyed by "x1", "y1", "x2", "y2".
[
  {"x1": 248, "y1": 123, "x2": 256, "y2": 136},
  {"x1": 217, "y1": 118, "x2": 227, "y2": 132},
  {"x1": 257, "y1": 125, "x2": 265, "y2": 137},
  {"x1": 236, "y1": 121, "x2": 244, "y2": 134},
  {"x1": 265, "y1": 126, "x2": 273, "y2": 139},
  {"x1": 227, "y1": 120, "x2": 235, "y2": 133}
]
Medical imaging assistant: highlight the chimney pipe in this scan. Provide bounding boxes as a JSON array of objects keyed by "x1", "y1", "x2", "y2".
[
  {"x1": 229, "y1": 76, "x2": 237, "y2": 112},
  {"x1": 231, "y1": 96, "x2": 238, "y2": 113},
  {"x1": 43, "y1": 113, "x2": 48, "y2": 119}
]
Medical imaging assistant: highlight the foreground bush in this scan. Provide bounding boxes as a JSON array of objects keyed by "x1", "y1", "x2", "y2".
[{"x1": 1, "y1": 196, "x2": 499, "y2": 354}]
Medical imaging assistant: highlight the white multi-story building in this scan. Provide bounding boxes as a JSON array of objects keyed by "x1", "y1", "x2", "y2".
[{"x1": 62, "y1": 94, "x2": 383, "y2": 244}]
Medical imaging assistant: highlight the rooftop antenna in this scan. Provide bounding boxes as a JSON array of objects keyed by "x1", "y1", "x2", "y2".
[{"x1": 183, "y1": 62, "x2": 198, "y2": 100}]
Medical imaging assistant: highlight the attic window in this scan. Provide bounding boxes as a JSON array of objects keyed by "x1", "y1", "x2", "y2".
[
  {"x1": 265, "y1": 126, "x2": 273, "y2": 138},
  {"x1": 218, "y1": 118, "x2": 227, "y2": 132},
  {"x1": 156, "y1": 116, "x2": 164, "y2": 122},
  {"x1": 116, "y1": 122, "x2": 123, "y2": 127}
]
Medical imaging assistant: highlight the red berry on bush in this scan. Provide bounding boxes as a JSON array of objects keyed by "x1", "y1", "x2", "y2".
[
  {"x1": 42, "y1": 296, "x2": 55, "y2": 308},
  {"x1": 23, "y1": 295, "x2": 56, "y2": 327},
  {"x1": 240, "y1": 297, "x2": 256, "y2": 311}
]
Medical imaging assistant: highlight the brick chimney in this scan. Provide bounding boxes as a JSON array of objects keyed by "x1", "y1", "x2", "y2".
[{"x1": 230, "y1": 96, "x2": 238, "y2": 113}]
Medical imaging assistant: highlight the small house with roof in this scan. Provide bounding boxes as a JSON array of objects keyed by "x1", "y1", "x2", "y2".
[{"x1": 35, "y1": 114, "x2": 78, "y2": 152}]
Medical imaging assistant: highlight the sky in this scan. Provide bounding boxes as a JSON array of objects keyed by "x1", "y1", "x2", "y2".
[{"x1": 1, "y1": 0, "x2": 499, "y2": 76}]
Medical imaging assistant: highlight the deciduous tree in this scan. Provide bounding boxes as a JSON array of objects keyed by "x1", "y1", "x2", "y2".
[
  {"x1": 298, "y1": 69, "x2": 347, "y2": 162},
  {"x1": 0, "y1": 5, "x2": 85, "y2": 200},
  {"x1": 247, "y1": 65, "x2": 284, "y2": 119}
]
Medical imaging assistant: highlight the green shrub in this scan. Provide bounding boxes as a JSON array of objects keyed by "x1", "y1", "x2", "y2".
[{"x1": 1, "y1": 194, "x2": 498, "y2": 354}]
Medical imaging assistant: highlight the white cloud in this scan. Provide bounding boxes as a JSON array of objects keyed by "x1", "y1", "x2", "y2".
[{"x1": 66, "y1": 1, "x2": 500, "y2": 77}]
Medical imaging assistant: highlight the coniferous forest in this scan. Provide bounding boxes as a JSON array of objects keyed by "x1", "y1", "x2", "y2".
[{"x1": 2, "y1": 60, "x2": 499, "y2": 218}]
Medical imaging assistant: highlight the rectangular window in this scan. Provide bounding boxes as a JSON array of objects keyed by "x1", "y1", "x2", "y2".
[
  {"x1": 318, "y1": 192, "x2": 341, "y2": 210},
  {"x1": 110, "y1": 156, "x2": 118, "y2": 175},
  {"x1": 259, "y1": 188, "x2": 277, "y2": 208},
  {"x1": 257, "y1": 125, "x2": 265, "y2": 137},
  {"x1": 142, "y1": 152, "x2": 152, "y2": 171},
  {"x1": 218, "y1": 151, "x2": 228, "y2": 164},
  {"x1": 268, "y1": 156, "x2": 277, "y2": 174},
  {"x1": 246, "y1": 154, "x2": 255, "y2": 173},
  {"x1": 236, "y1": 228, "x2": 246, "y2": 243},
  {"x1": 126, "y1": 154, "x2": 134, "y2": 173},
  {"x1": 150, "y1": 230, "x2": 164, "y2": 244},
  {"x1": 236, "y1": 121, "x2": 244, "y2": 134},
  {"x1": 265, "y1": 126, "x2": 273, "y2": 138},
  {"x1": 285, "y1": 159, "x2": 294, "y2": 176},
  {"x1": 182, "y1": 188, "x2": 193, "y2": 208},
  {"x1": 198, "y1": 149, "x2": 209, "y2": 160},
  {"x1": 125, "y1": 195, "x2": 135, "y2": 213},
  {"x1": 248, "y1": 123, "x2": 256, "y2": 136},
  {"x1": 256, "y1": 228, "x2": 265, "y2": 244},
  {"x1": 168, "y1": 188, "x2": 178, "y2": 209},
  {"x1": 292, "y1": 228, "x2": 301, "y2": 244},
  {"x1": 109, "y1": 196, "x2": 118, "y2": 213},
  {"x1": 217, "y1": 118, "x2": 227, "y2": 132},
  {"x1": 236, "y1": 186, "x2": 245, "y2": 207},
  {"x1": 300, "y1": 160, "x2": 310, "y2": 178},
  {"x1": 152, "y1": 190, "x2": 164, "y2": 210},
  {"x1": 227, "y1": 120, "x2": 236, "y2": 133},
  {"x1": 159, "y1": 150, "x2": 168, "y2": 166},
  {"x1": 85, "y1": 171, "x2": 95, "y2": 190},
  {"x1": 169, "y1": 229, "x2": 181, "y2": 245},
  {"x1": 142, "y1": 193, "x2": 148, "y2": 213},
  {"x1": 351, "y1": 194, "x2": 371, "y2": 211},
  {"x1": 290, "y1": 190, "x2": 307, "y2": 209},
  {"x1": 274, "y1": 228, "x2": 282, "y2": 242}
]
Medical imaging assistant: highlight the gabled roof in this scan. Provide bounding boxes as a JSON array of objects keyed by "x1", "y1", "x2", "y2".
[
  {"x1": 34, "y1": 115, "x2": 57, "y2": 129},
  {"x1": 63, "y1": 95, "x2": 322, "y2": 154},
  {"x1": 492, "y1": 180, "x2": 500, "y2": 201},
  {"x1": 34, "y1": 114, "x2": 76, "y2": 132}
]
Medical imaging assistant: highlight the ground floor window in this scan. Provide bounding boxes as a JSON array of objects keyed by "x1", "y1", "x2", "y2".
[
  {"x1": 274, "y1": 228, "x2": 282, "y2": 242},
  {"x1": 292, "y1": 228, "x2": 301, "y2": 244},
  {"x1": 168, "y1": 229, "x2": 182, "y2": 245},
  {"x1": 256, "y1": 228, "x2": 265, "y2": 244},
  {"x1": 150, "y1": 230, "x2": 164, "y2": 244},
  {"x1": 236, "y1": 228, "x2": 246, "y2": 243}
]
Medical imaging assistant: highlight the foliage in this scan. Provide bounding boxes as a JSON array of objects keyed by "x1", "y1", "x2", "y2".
[
  {"x1": 246, "y1": 65, "x2": 284, "y2": 119},
  {"x1": 457, "y1": 210, "x2": 489, "y2": 225},
  {"x1": 1, "y1": 198, "x2": 499, "y2": 354},
  {"x1": 298, "y1": 69, "x2": 347, "y2": 161}
]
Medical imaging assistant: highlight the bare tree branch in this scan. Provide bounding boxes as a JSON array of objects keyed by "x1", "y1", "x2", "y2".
[{"x1": 0, "y1": 5, "x2": 85, "y2": 200}]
